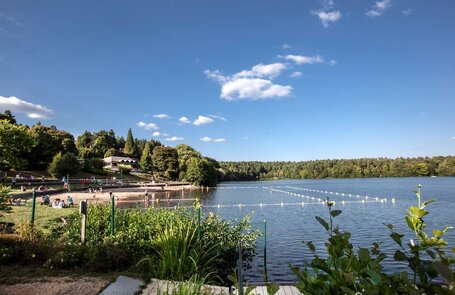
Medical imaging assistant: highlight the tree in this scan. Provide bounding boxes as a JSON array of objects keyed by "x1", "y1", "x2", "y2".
[
  {"x1": 47, "y1": 152, "x2": 80, "y2": 179},
  {"x1": 124, "y1": 128, "x2": 135, "y2": 156},
  {"x1": 140, "y1": 142, "x2": 153, "y2": 173},
  {"x1": 186, "y1": 157, "x2": 217, "y2": 186},
  {"x1": 152, "y1": 146, "x2": 179, "y2": 180},
  {"x1": 27, "y1": 124, "x2": 76, "y2": 169},
  {"x1": 0, "y1": 119, "x2": 35, "y2": 169},
  {"x1": 0, "y1": 110, "x2": 16, "y2": 124},
  {"x1": 0, "y1": 185, "x2": 11, "y2": 216},
  {"x1": 437, "y1": 158, "x2": 455, "y2": 176},
  {"x1": 175, "y1": 144, "x2": 202, "y2": 179}
]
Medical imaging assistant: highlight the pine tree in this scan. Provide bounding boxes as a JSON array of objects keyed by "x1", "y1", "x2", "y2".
[
  {"x1": 140, "y1": 142, "x2": 153, "y2": 173},
  {"x1": 124, "y1": 128, "x2": 135, "y2": 156}
]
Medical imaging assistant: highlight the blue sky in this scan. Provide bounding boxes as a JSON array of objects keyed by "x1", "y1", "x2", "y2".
[{"x1": 0, "y1": 0, "x2": 454, "y2": 161}]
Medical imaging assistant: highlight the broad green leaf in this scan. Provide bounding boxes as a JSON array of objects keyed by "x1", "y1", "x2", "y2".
[
  {"x1": 390, "y1": 232, "x2": 404, "y2": 247},
  {"x1": 394, "y1": 250, "x2": 408, "y2": 261},
  {"x1": 409, "y1": 206, "x2": 428, "y2": 219},
  {"x1": 266, "y1": 283, "x2": 280, "y2": 295},
  {"x1": 366, "y1": 269, "x2": 382, "y2": 285},
  {"x1": 315, "y1": 216, "x2": 329, "y2": 231},
  {"x1": 422, "y1": 199, "x2": 435, "y2": 207},
  {"x1": 330, "y1": 210, "x2": 342, "y2": 218},
  {"x1": 358, "y1": 248, "x2": 370, "y2": 262},
  {"x1": 306, "y1": 241, "x2": 316, "y2": 253},
  {"x1": 433, "y1": 229, "x2": 443, "y2": 238}
]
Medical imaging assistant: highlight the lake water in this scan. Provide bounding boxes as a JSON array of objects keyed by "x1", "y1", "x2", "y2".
[{"x1": 121, "y1": 177, "x2": 455, "y2": 283}]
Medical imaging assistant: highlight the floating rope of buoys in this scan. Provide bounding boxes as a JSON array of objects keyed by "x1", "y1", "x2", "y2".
[{"x1": 283, "y1": 186, "x2": 388, "y2": 202}]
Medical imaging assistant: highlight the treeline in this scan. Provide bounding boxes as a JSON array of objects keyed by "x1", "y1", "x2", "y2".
[
  {"x1": 0, "y1": 111, "x2": 218, "y2": 186},
  {"x1": 219, "y1": 157, "x2": 455, "y2": 181}
]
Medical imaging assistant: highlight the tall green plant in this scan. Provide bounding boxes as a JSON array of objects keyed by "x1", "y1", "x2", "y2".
[
  {"x1": 292, "y1": 198, "x2": 391, "y2": 294},
  {"x1": 386, "y1": 185, "x2": 455, "y2": 292}
]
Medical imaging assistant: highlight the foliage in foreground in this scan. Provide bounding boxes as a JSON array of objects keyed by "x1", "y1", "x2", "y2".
[{"x1": 292, "y1": 186, "x2": 455, "y2": 294}]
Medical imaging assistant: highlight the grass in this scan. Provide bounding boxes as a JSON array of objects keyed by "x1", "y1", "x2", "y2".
[{"x1": 0, "y1": 203, "x2": 77, "y2": 234}]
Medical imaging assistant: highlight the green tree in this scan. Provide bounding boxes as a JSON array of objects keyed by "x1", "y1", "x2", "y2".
[
  {"x1": 152, "y1": 146, "x2": 179, "y2": 180},
  {"x1": 0, "y1": 119, "x2": 35, "y2": 169},
  {"x1": 124, "y1": 128, "x2": 135, "y2": 156},
  {"x1": 0, "y1": 110, "x2": 16, "y2": 124},
  {"x1": 140, "y1": 142, "x2": 153, "y2": 173},
  {"x1": 0, "y1": 185, "x2": 11, "y2": 216},
  {"x1": 186, "y1": 157, "x2": 217, "y2": 186},
  {"x1": 436, "y1": 158, "x2": 455, "y2": 176},
  {"x1": 175, "y1": 144, "x2": 202, "y2": 179},
  {"x1": 47, "y1": 152, "x2": 80, "y2": 179},
  {"x1": 27, "y1": 124, "x2": 76, "y2": 169}
]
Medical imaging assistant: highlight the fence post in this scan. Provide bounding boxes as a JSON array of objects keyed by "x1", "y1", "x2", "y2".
[
  {"x1": 110, "y1": 192, "x2": 115, "y2": 237},
  {"x1": 197, "y1": 207, "x2": 201, "y2": 240},
  {"x1": 264, "y1": 219, "x2": 268, "y2": 282},
  {"x1": 237, "y1": 240, "x2": 244, "y2": 295},
  {"x1": 30, "y1": 190, "x2": 36, "y2": 225},
  {"x1": 80, "y1": 200, "x2": 87, "y2": 244}
]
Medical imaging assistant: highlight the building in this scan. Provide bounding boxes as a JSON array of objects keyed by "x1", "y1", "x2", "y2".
[{"x1": 103, "y1": 156, "x2": 140, "y2": 171}]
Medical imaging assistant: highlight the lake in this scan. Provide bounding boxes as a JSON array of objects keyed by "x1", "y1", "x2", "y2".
[{"x1": 122, "y1": 177, "x2": 455, "y2": 283}]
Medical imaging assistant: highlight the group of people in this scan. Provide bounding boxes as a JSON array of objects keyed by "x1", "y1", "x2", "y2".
[{"x1": 42, "y1": 195, "x2": 74, "y2": 208}]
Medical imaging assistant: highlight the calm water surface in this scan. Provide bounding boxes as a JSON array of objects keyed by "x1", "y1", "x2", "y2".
[{"x1": 122, "y1": 177, "x2": 455, "y2": 283}]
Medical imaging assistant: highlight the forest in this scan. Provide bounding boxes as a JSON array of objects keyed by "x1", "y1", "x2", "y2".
[{"x1": 218, "y1": 156, "x2": 455, "y2": 181}]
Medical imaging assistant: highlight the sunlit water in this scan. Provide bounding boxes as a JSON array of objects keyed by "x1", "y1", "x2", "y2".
[{"x1": 118, "y1": 177, "x2": 455, "y2": 283}]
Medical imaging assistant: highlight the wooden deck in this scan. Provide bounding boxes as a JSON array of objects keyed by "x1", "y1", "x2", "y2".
[{"x1": 141, "y1": 279, "x2": 302, "y2": 295}]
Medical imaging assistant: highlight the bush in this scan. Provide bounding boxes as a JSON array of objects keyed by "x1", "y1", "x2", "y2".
[{"x1": 48, "y1": 152, "x2": 80, "y2": 178}]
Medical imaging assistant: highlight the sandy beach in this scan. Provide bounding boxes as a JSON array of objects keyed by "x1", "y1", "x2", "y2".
[{"x1": 40, "y1": 184, "x2": 198, "y2": 204}]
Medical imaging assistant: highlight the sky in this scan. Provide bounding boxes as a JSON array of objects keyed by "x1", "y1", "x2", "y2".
[{"x1": 0, "y1": 0, "x2": 454, "y2": 161}]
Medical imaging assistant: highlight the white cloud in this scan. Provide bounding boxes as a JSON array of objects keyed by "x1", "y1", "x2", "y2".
[
  {"x1": 329, "y1": 59, "x2": 337, "y2": 66},
  {"x1": 402, "y1": 8, "x2": 412, "y2": 15},
  {"x1": 136, "y1": 121, "x2": 159, "y2": 130},
  {"x1": 200, "y1": 136, "x2": 226, "y2": 143},
  {"x1": 193, "y1": 115, "x2": 214, "y2": 126},
  {"x1": 282, "y1": 44, "x2": 291, "y2": 49},
  {"x1": 208, "y1": 114, "x2": 227, "y2": 121},
  {"x1": 367, "y1": 0, "x2": 391, "y2": 17},
  {"x1": 279, "y1": 54, "x2": 324, "y2": 65},
  {"x1": 152, "y1": 131, "x2": 161, "y2": 136},
  {"x1": 221, "y1": 78, "x2": 292, "y2": 101},
  {"x1": 200, "y1": 136, "x2": 212, "y2": 142},
  {"x1": 233, "y1": 63, "x2": 287, "y2": 79},
  {"x1": 178, "y1": 116, "x2": 191, "y2": 124},
  {"x1": 204, "y1": 62, "x2": 292, "y2": 100},
  {"x1": 0, "y1": 96, "x2": 53, "y2": 119},
  {"x1": 165, "y1": 136, "x2": 184, "y2": 142},
  {"x1": 290, "y1": 71, "x2": 302, "y2": 78},
  {"x1": 312, "y1": 10, "x2": 342, "y2": 28},
  {"x1": 153, "y1": 113, "x2": 171, "y2": 119},
  {"x1": 451, "y1": 136, "x2": 455, "y2": 140}
]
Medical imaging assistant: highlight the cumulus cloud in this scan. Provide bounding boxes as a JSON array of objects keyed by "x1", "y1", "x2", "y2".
[
  {"x1": 282, "y1": 44, "x2": 291, "y2": 49},
  {"x1": 0, "y1": 96, "x2": 53, "y2": 119},
  {"x1": 367, "y1": 0, "x2": 391, "y2": 17},
  {"x1": 165, "y1": 136, "x2": 184, "y2": 142},
  {"x1": 279, "y1": 54, "x2": 325, "y2": 65},
  {"x1": 290, "y1": 71, "x2": 302, "y2": 78},
  {"x1": 193, "y1": 115, "x2": 214, "y2": 126},
  {"x1": 136, "y1": 121, "x2": 159, "y2": 130},
  {"x1": 204, "y1": 61, "x2": 293, "y2": 100},
  {"x1": 152, "y1": 131, "x2": 161, "y2": 136},
  {"x1": 200, "y1": 136, "x2": 226, "y2": 143},
  {"x1": 179, "y1": 116, "x2": 191, "y2": 124},
  {"x1": 153, "y1": 113, "x2": 171, "y2": 119},
  {"x1": 312, "y1": 10, "x2": 342, "y2": 28}
]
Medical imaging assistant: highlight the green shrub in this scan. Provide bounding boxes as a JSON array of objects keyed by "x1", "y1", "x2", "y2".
[{"x1": 47, "y1": 152, "x2": 80, "y2": 178}]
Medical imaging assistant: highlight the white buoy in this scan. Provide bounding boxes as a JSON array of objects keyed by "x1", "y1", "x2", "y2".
[
  {"x1": 392, "y1": 198, "x2": 396, "y2": 203},
  {"x1": 217, "y1": 204, "x2": 221, "y2": 208},
  {"x1": 281, "y1": 202, "x2": 284, "y2": 207},
  {"x1": 301, "y1": 202, "x2": 304, "y2": 206},
  {"x1": 362, "y1": 200, "x2": 365, "y2": 204},
  {"x1": 342, "y1": 200, "x2": 345, "y2": 205}
]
